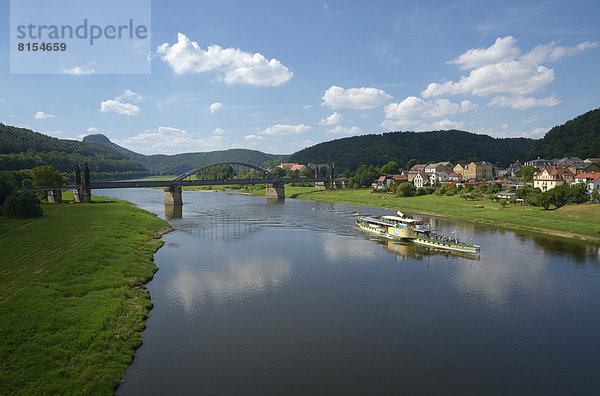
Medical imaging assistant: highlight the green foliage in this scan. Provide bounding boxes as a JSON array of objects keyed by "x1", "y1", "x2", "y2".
[
  {"x1": 0, "y1": 172, "x2": 18, "y2": 205},
  {"x1": 569, "y1": 182, "x2": 589, "y2": 204},
  {"x1": 517, "y1": 165, "x2": 538, "y2": 181},
  {"x1": 31, "y1": 165, "x2": 66, "y2": 187},
  {"x1": 528, "y1": 107, "x2": 600, "y2": 159},
  {"x1": 0, "y1": 124, "x2": 148, "y2": 178},
  {"x1": 396, "y1": 182, "x2": 416, "y2": 197},
  {"x1": 592, "y1": 189, "x2": 600, "y2": 202},
  {"x1": 2, "y1": 190, "x2": 43, "y2": 217},
  {"x1": 287, "y1": 129, "x2": 534, "y2": 173},
  {"x1": 380, "y1": 161, "x2": 399, "y2": 175},
  {"x1": 196, "y1": 164, "x2": 235, "y2": 180},
  {"x1": 406, "y1": 159, "x2": 419, "y2": 170},
  {"x1": 350, "y1": 164, "x2": 380, "y2": 188}
]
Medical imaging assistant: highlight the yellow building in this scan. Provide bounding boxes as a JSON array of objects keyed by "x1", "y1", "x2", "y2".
[
  {"x1": 533, "y1": 167, "x2": 574, "y2": 192},
  {"x1": 454, "y1": 161, "x2": 494, "y2": 181}
]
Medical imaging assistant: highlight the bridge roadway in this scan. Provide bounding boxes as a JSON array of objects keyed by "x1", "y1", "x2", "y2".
[{"x1": 27, "y1": 177, "x2": 330, "y2": 191}]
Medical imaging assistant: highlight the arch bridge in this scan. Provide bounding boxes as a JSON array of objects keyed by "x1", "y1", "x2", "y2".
[{"x1": 30, "y1": 162, "x2": 342, "y2": 204}]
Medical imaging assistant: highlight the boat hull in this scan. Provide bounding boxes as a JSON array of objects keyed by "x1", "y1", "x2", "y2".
[{"x1": 412, "y1": 237, "x2": 480, "y2": 253}]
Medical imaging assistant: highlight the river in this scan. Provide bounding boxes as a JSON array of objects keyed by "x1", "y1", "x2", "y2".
[{"x1": 99, "y1": 188, "x2": 600, "y2": 394}]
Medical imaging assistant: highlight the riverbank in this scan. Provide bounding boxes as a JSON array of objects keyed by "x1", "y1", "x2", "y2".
[
  {"x1": 250, "y1": 186, "x2": 600, "y2": 243},
  {"x1": 0, "y1": 194, "x2": 170, "y2": 394}
]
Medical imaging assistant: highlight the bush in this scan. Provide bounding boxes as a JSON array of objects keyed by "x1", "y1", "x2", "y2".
[
  {"x1": 415, "y1": 187, "x2": 427, "y2": 196},
  {"x1": 3, "y1": 190, "x2": 43, "y2": 217},
  {"x1": 0, "y1": 172, "x2": 18, "y2": 205},
  {"x1": 396, "y1": 182, "x2": 416, "y2": 197}
]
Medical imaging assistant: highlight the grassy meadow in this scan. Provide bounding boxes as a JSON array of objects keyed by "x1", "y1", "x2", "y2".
[{"x1": 0, "y1": 194, "x2": 170, "y2": 394}]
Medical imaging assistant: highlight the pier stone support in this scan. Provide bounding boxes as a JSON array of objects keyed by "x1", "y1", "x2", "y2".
[
  {"x1": 266, "y1": 182, "x2": 285, "y2": 200},
  {"x1": 164, "y1": 186, "x2": 183, "y2": 205},
  {"x1": 73, "y1": 187, "x2": 92, "y2": 203},
  {"x1": 47, "y1": 190, "x2": 63, "y2": 203},
  {"x1": 314, "y1": 181, "x2": 329, "y2": 190}
]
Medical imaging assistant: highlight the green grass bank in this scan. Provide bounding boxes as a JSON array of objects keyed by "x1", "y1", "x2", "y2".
[
  {"x1": 0, "y1": 194, "x2": 170, "y2": 394},
  {"x1": 251, "y1": 186, "x2": 600, "y2": 243}
]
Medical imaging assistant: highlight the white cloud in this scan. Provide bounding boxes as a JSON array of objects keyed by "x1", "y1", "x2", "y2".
[
  {"x1": 322, "y1": 86, "x2": 392, "y2": 109},
  {"x1": 86, "y1": 127, "x2": 98, "y2": 133},
  {"x1": 384, "y1": 96, "x2": 476, "y2": 120},
  {"x1": 303, "y1": 104, "x2": 312, "y2": 109},
  {"x1": 209, "y1": 102, "x2": 223, "y2": 113},
  {"x1": 426, "y1": 119, "x2": 465, "y2": 130},
  {"x1": 258, "y1": 124, "x2": 310, "y2": 136},
  {"x1": 422, "y1": 37, "x2": 598, "y2": 98},
  {"x1": 327, "y1": 125, "x2": 362, "y2": 135},
  {"x1": 115, "y1": 126, "x2": 224, "y2": 155},
  {"x1": 100, "y1": 100, "x2": 140, "y2": 116},
  {"x1": 60, "y1": 63, "x2": 96, "y2": 75},
  {"x1": 100, "y1": 90, "x2": 143, "y2": 116},
  {"x1": 244, "y1": 134, "x2": 265, "y2": 141},
  {"x1": 449, "y1": 36, "x2": 520, "y2": 70},
  {"x1": 157, "y1": 33, "x2": 293, "y2": 86},
  {"x1": 488, "y1": 95, "x2": 561, "y2": 110},
  {"x1": 319, "y1": 111, "x2": 344, "y2": 125},
  {"x1": 213, "y1": 127, "x2": 225, "y2": 135},
  {"x1": 117, "y1": 89, "x2": 143, "y2": 102},
  {"x1": 34, "y1": 111, "x2": 55, "y2": 119}
]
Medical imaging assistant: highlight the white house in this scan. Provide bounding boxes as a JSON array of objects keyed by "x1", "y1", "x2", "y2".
[
  {"x1": 573, "y1": 172, "x2": 600, "y2": 193},
  {"x1": 413, "y1": 172, "x2": 428, "y2": 188},
  {"x1": 429, "y1": 171, "x2": 449, "y2": 185}
]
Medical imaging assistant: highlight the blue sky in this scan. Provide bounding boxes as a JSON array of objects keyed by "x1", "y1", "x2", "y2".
[{"x1": 1, "y1": 0, "x2": 599, "y2": 155}]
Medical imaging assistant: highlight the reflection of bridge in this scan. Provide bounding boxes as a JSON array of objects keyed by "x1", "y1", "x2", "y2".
[{"x1": 33, "y1": 162, "x2": 345, "y2": 205}]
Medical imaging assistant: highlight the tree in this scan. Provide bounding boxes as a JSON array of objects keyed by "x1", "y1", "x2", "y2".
[
  {"x1": 0, "y1": 172, "x2": 17, "y2": 206},
  {"x1": 271, "y1": 167, "x2": 286, "y2": 177},
  {"x1": 569, "y1": 182, "x2": 589, "y2": 204},
  {"x1": 396, "y1": 182, "x2": 416, "y2": 197},
  {"x1": 31, "y1": 165, "x2": 66, "y2": 187},
  {"x1": 406, "y1": 159, "x2": 419, "y2": 171},
  {"x1": 299, "y1": 168, "x2": 314, "y2": 178},
  {"x1": 534, "y1": 191, "x2": 552, "y2": 210},
  {"x1": 549, "y1": 184, "x2": 570, "y2": 208},
  {"x1": 592, "y1": 189, "x2": 600, "y2": 202},
  {"x1": 3, "y1": 190, "x2": 43, "y2": 217},
  {"x1": 380, "y1": 161, "x2": 399, "y2": 175},
  {"x1": 517, "y1": 165, "x2": 537, "y2": 181}
]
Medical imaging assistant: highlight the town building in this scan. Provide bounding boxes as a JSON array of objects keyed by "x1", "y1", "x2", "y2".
[
  {"x1": 556, "y1": 157, "x2": 586, "y2": 174},
  {"x1": 413, "y1": 172, "x2": 429, "y2": 188},
  {"x1": 533, "y1": 166, "x2": 575, "y2": 192},
  {"x1": 408, "y1": 164, "x2": 427, "y2": 182},
  {"x1": 429, "y1": 171, "x2": 449, "y2": 185},
  {"x1": 460, "y1": 161, "x2": 494, "y2": 181},
  {"x1": 425, "y1": 162, "x2": 453, "y2": 174},
  {"x1": 506, "y1": 161, "x2": 523, "y2": 178},
  {"x1": 572, "y1": 172, "x2": 600, "y2": 193},
  {"x1": 525, "y1": 158, "x2": 555, "y2": 167}
]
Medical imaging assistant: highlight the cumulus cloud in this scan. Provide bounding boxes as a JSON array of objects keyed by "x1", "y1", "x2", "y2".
[
  {"x1": 100, "y1": 100, "x2": 140, "y2": 116},
  {"x1": 422, "y1": 36, "x2": 598, "y2": 98},
  {"x1": 34, "y1": 111, "x2": 55, "y2": 119},
  {"x1": 449, "y1": 36, "x2": 521, "y2": 70},
  {"x1": 213, "y1": 127, "x2": 225, "y2": 135},
  {"x1": 380, "y1": 118, "x2": 465, "y2": 131},
  {"x1": 86, "y1": 127, "x2": 98, "y2": 133},
  {"x1": 319, "y1": 111, "x2": 344, "y2": 125},
  {"x1": 488, "y1": 95, "x2": 561, "y2": 110},
  {"x1": 101, "y1": 90, "x2": 143, "y2": 116},
  {"x1": 209, "y1": 102, "x2": 224, "y2": 113},
  {"x1": 258, "y1": 124, "x2": 311, "y2": 136},
  {"x1": 384, "y1": 96, "x2": 476, "y2": 120},
  {"x1": 322, "y1": 86, "x2": 392, "y2": 109},
  {"x1": 157, "y1": 33, "x2": 293, "y2": 86},
  {"x1": 115, "y1": 126, "x2": 224, "y2": 155},
  {"x1": 426, "y1": 119, "x2": 465, "y2": 130},
  {"x1": 327, "y1": 125, "x2": 362, "y2": 135}
]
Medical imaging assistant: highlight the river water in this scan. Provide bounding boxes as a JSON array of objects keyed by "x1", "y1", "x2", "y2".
[{"x1": 100, "y1": 188, "x2": 600, "y2": 394}]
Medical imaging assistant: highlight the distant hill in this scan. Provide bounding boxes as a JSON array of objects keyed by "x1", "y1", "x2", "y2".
[
  {"x1": 83, "y1": 134, "x2": 280, "y2": 175},
  {"x1": 0, "y1": 124, "x2": 149, "y2": 179},
  {"x1": 527, "y1": 108, "x2": 600, "y2": 159},
  {"x1": 288, "y1": 130, "x2": 535, "y2": 172}
]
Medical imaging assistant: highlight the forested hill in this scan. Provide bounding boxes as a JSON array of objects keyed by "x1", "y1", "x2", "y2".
[
  {"x1": 0, "y1": 124, "x2": 148, "y2": 178},
  {"x1": 288, "y1": 130, "x2": 535, "y2": 172},
  {"x1": 83, "y1": 134, "x2": 280, "y2": 175},
  {"x1": 527, "y1": 108, "x2": 600, "y2": 159}
]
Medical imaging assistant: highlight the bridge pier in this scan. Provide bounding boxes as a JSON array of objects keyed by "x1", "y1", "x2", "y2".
[
  {"x1": 164, "y1": 186, "x2": 183, "y2": 205},
  {"x1": 47, "y1": 189, "x2": 63, "y2": 203},
  {"x1": 73, "y1": 163, "x2": 92, "y2": 203},
  {"x1": 73, "y1": 187, "x2": 92, "y2": 203},
  {"x1": 265, "y1": 182, "x2": 285, "y2": 200}
]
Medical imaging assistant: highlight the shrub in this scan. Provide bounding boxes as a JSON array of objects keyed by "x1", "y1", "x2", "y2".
[{"x1": 3, "y1": 190, "x2": 43, "y2": 217}]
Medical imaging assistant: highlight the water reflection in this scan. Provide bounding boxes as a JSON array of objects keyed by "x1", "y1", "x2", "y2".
[
  {"x1": 166, "y1": 256, "x2": 293, "y2": 313},
  {"x1": 164, "y1": 204, "x2": 182, "y2": 219}
]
